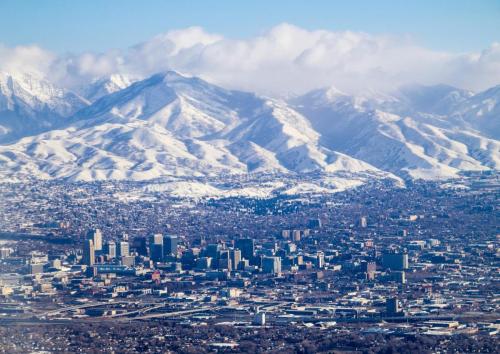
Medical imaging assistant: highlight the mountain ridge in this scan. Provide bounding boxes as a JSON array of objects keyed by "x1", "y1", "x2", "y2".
[{"x1": 0, "y1": 71, "x2": 498, "y2": 183}]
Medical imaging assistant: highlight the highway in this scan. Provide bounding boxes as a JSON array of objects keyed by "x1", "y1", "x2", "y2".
[{"x1": 130, "y1": 306, "x2": 220, "y2": 320}]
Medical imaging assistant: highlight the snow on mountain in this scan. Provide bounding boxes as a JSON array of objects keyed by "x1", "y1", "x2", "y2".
[
  {"x1": 78, "y1": 74, "x2": 137, "y2": 102},
  {"x1": 0, "y1": 72, "x2": 88, "y2": 143},
  {"x1": 0, "y1": 70, "x2": 497, "y2": 184},
  {"x1": 451, "y1": 85, "x2": 500, "y2": 140},
  {"x1": 0, "y1": 71, "x2": 386, "y2": 182},
  {"x1": 397, "y1": 83, "x2": 474, "y2": 115},
  {"x1": 71, "y1": 71, "x2": 261, "y2": 138},
  {"x1": 291, "y1": 85, "x2": 499, "y2": 180}
]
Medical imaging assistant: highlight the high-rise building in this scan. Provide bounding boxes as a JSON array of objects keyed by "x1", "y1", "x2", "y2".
[
  {"x1": 117, "y1": 241, "x2": 129, "y2": 258},
  {"x1": 163, "y1": 235, "x2": 179, "y2": 256},
  {"x1": 218, "y1": 257, "x2": 232, "y2": 271},
  {"x1": 253, "y1": 312, "x2": 266, "y2": 326},
  {"x1": 262, "y1": 256, "x2": 281, "y2": 274},
  {"x1": 361, "y1": 261, "x2": 376, "y2": 273},
  {"x1": 308, "y1": 218, "x2": 322, "y2": 228},
  {"x1": 104, "y1": 241, "x2": 116, "y2": 259},
  {"x1": 149, "y1": 234, "x2": 164, "y2": 262},
  {"x1": 361, "y1": 261, "x2": 376, "y2": 280},
  {"x1": 360, "y1": 216, "x2": 368, "y2": 228},
  {"x1": 150, "y1": 244, "x2": 163, "y2": 262},
  {"x1": 87, "y1": 229, "x2": 102, "y2": 252},
  {"x1": 230, "y1": 249, "x2": 241, "y2": 270},
  {"x1": 316, "y1": 251, "x2": 325, "y2": 268},
  {"x1": 83, "y1": 239, "x2": 95, "y2": 266},
  {"x1": 263, "y1": 241, "x2": 277, "y2": 254},
  {"x1": 206, "y1": 243, "x2": 221, "y2": 259},
  {"x1": 29, "y1": 262, "x2": 45, "y2": 274},
  {"x1": 292, "y1": 230, "x2": 301, "y2": 242},
  {"x1": 294, "y1": 255, "x2": 304, "y2": 266},
  {"x1": 392, "y1": 271, "x2": 406, "y2": 284},
  {"x1": 121, "y1": 255, "x2": 135, "y2": 267},
  {"x1": 386, "y1": 297, "x2": 401, "y2": 315},
  {"x1": 195, "y1": 257, "x2": 212, "y2": 270},
  {"x1": 151, "y1": 233, "x2": 163, "y2": 245},
  {"x1": 132, "y1": 237, "x2": 148, "y2": 256},
  {"x1": 235, "y1": 239, "x2": 254, "y2": 261},
  {"x1": 382, "y1": 252, "x2": 409, "y2": 270}
]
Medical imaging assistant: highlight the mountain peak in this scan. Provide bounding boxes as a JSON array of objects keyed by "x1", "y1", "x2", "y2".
[
  {"x1": 79, "y1": 73, "x2": 137, "y2": 102},
  {"x1": 0, "y1": 71, "x2": 498, "y2": 182},
  {"x1": 0, "y1": 71, "x2": 89, "y2": 143}
]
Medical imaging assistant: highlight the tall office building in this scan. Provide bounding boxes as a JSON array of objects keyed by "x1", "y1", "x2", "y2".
[
  {"x1": 386, "y1": 297, "x2": 401, "y2": 315},
  {"x1": 87, "y1": 229, "x2": 103, "y2": 252},
  {"x1": 195, "y1": 257, "x2": 212, "y2": 270},
  {"x1": 235, "y1": 239, "x2": 254, "y2": 261},
  {"x1": 308, "y1": 218, "x2": 322, "y2": 228},
  {"x1": 262, "y1": 256, "x2": 281, "y2": 275},
  {"x1": 361, "y1": 261, "x2": 376, "y2": 273},
  {"x1": 360, "y1": 216, "x2": 368, "y2": 228},
  {"x1": 316, "y1": 251, "x2": 325, "y2": 268},
  {"x1": 163, "y1": 235, "x2": 179, "y2": 256},
  {"x1": 206, "y1": 243, "x2": 221, "y2": 259},
  {"x1": 230, "y1": 249, "x2": 242, "y2": 270},
  {"x1": 218, "y1": 257, "x2": 232, "y2": 271},
  {"x1": 117, "y1": 241, "x2": 129, "y2": 257},
  {"x1": 217, "y1": 249, "x2": 231, "y2": 270},
  {"x1": 361, "y1": 261, "x2": 376, "y2": 280},
  {"x1": 132, "y1": 237, "x2": 148, "y2": 256},
  {"x1": 392, "y1": 271, "x2": 406, "y2": 284},
  {"x1": 151, "y1": 233, "x2": 163, "y2": 245},
  {"x1": 150, "y1": 234, "x2": 164, "y2": 262},
  {"x1": 150, "y1": 244, "x2": 163, "y2": 262},
  {"x1": 83, "y1": 239, "x2": 95, "y2": 266},
  {"x1": 253, "y1": 312, "x2": 266, "y2": 326},
  {"x1": 103, "y1": 241, "x2": 116, "y2": 259},
  {"x1": 382, "y1": 252, "x2": 409, "y2": 270}
]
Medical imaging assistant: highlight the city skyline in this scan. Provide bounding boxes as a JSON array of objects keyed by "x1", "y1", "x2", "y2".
[{"x1": 0, "y1": 2, "x2": 498, "y2": 353}]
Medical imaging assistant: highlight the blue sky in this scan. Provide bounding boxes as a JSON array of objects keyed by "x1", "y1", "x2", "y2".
[{"x1": 1, "y1": 0, "x2": 499, "y2": 54}]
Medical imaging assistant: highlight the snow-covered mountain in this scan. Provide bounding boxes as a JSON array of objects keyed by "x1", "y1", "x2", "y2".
[
  {"x1": 290, "y1": 85, "x2": 499, "y2": 180},
  {"x1": 0, "y1": 72, "x2": 88, "y2": 143},
  {"x1": 451, "y1": 85, "x2": 500, "y2": 140},
  {"x1": 0, "y1": 71, "x2": 386, "y2": 182},
  {"x1": 78, "y1": 74, "x2": 137, "y2": 103},
  {"x1": 0, "y1": 71, "x2": 497, "y2": 183}
]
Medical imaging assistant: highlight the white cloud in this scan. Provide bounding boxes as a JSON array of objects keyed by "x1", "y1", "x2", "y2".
[
  {"x1": 1, "y1": 23, "x2": 499, "y2": 95},
  {"x1": 0, "y1": 44, "x2": 55, "y2": 78}
]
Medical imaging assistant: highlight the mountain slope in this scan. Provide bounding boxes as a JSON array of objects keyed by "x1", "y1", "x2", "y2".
[
  {"x1": 451, "y1": 85, "x2": 500, "y2": 140},
  {"x1": 0, "y1": 72, "x2": 88, "y2": 143},
  {"x1": 0, "y1": 71, "x2": 497, "y2": 182},
  {"x1": 78, "y1": 74, "x2": 137, "y2": 103},
  {"x1": 291, "y1": 85, "x2": 499, "y2": 179},
  {"x1": 0, "y1": 72, "x2": 386, "y2": 182}
]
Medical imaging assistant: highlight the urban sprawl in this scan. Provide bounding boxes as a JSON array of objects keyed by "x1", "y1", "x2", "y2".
[{"x1": 0, "y1": 172, "x2": 498, "y2": 353}]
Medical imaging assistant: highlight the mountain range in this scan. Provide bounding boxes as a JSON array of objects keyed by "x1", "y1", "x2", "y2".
[{"x1": 0, "y1": 70, "x2": 498, "y2": 183}]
